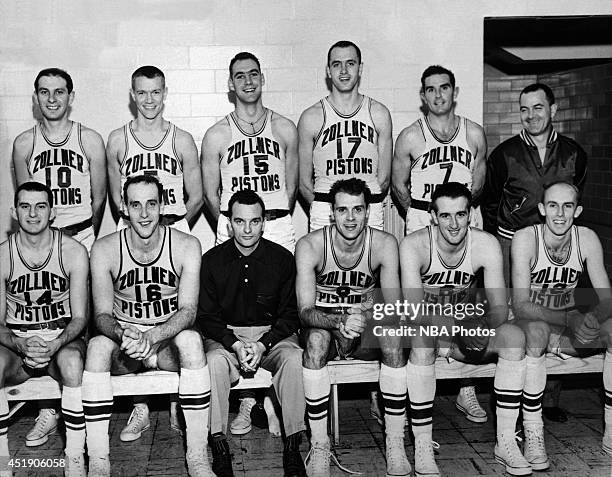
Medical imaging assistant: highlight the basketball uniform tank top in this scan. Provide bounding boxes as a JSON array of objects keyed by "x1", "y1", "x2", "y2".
[
  {"x1": 120, "y1": 121, "x2": 186, "y2": 216},
  {"x1": 312, "y1": 96, "x2": 381, "y2": 196},
  {"x1": 530, "y1": 224, "x2": 584, "y2": 311},
  {"x1": 410, "y1": 116, "x2": 474, "y2": 203},
  {"x1": 27, "y1": 121, "x2": 92, "y2": 228},
  {"x1": 113, "y1": 226, "x2": 180, "y2": 326},
  {"x1": 421, "y1": 226, "x2": 476, "y2": 310},
  {"x1": 5, "y1": 229, "x2": 71, "y2": 326},
  {"x1": 315, "y1": 226, "x2": 378, "y2": 309},
  {"x1": 219, "y1": 109, "x2": 289, "y2": 212}
]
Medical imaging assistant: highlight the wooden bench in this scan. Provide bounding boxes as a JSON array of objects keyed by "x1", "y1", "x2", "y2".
[{"x1": 3, "y1": 354, "x2": 604, "y2": 445}]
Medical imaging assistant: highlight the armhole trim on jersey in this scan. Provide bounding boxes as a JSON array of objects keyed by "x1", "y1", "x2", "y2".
[
  {"x1": 76, "y1": 122, "x2": 91, "y2": 167},
  {"x1": 575, "y1": 226, "x2": 585, "y2": 271},
  {"x1": 7, "y1": 235, "x2": 15, "y2": 283},
  {"x1": 25, "y1": 126, "x2": 37, "y2": 172},
  {"x1": 422, "y1": 226, "x2": 434, "y2": 276},
  {"x1": 367, "y1": 227, "x2": 375, "y2": 277},
  {"x1": 168, "y1": 227, "x2": 179, "y2": 277},
  {"x1": 530, "y1": 225, "x2": 539, "y2": 273},
  {"x1": 58, "y1": 231, "x2": 68, "y2": 279},
  {"x1": 120, "y1": 124, "x2": 130, "y2": 169},
  {"x1": 170, "y1": 124, "x2": 183, "y2": 173},
  {"x1": 318, "y1": 226, "x2": 329, "y2": 276},
  {"x1": 313, "y1": 100, "x2": 327, "y2": 149},
  {"x1": 114, "y1": 229, "x2": 125, "y2": 283}
]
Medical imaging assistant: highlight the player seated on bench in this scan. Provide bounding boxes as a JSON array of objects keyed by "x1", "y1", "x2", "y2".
[
  {"x1": 0, "y1": 182, "x2": 89, "y2": 477},
  {"x1": 512, "y1": 181, "x2": 612, "y2": 470},
  {"x1": 297, "y1": 178, "x2": 410, "y2": 477},
  {"x1": 82, "y1": 175, "x2": 214, "y2": 477},
  {"x1": 400, "y1": 182, "x2": 528, "y2": 476}
]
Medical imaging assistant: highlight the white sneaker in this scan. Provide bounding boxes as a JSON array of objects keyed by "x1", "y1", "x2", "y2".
[
  {"x1": 26, "y1": 408, "x2": 58, "y2": 446},
  {"x1": 87, "y1": 455, "x2": 110, "y2": 477},
  {"x1": 414, "y1": 436, "x2": 440, "y2": 477},
  {"x1": 186, "y1": 449, "x2": 216, "y2": 477},
  {"x1": 523, "y1": 425, "x2": 549, "y2": 470},
  {"x1": 494, "y1": 431, "x2": 532, "y2": 476},
  {"x1": 455, "y1": 386, "x2": 487, "y2": 423},
  {"x1": 603, "y1": 430, "x2": 612, "y2": 456},
  {"x1": 119, "y1": 404, "x2": 150, "y2": 442},
  {"x1": 385, "y1": 435, "x2": 411, "y2": 477},
  {"x1": 64, "y1": 452, "x2": 86, "y2": 477},
  {"x1": 305, "y1": 439, "x2": 331, "y2": 477},
  {"x1": 230, "y1": 397, "x2": 255, "y2": 435}
]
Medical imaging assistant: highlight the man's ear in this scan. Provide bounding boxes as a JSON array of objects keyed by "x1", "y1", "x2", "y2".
[
  {"x1": 574, "y1": 205, "x2": 583, "y2": 219},
  {"x1": 537, "y1": 202, "x2": 545, "y2": 216}
]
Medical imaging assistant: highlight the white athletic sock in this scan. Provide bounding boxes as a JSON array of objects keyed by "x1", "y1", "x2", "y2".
[
  {"x1": 379, "y1": 364, "x2": 407, "y2": 438},
  {"x1": 522, "y1": 355, "x2": 546, "y2": 427},
  {"x1": 62, "y1": 386, "x2": 85, "y2": 455},
  {"x1": 406, "y1": 362, "x2": 435, "y2": 439},
  {"x1": 604, "y1": 351, "x2": 612, "y2": 434},
  {"x1": 82, "y1": 371, "x2": 113, "y2": 457},
  {"x1": 303, "y1": 366, "x2": 331, "y2": 443},
  {"x1": 495, "y1": 357, "x2": 526, "y2": 437},
  {"x1": 0, "y1": 389, "x2": 8, "y2": 460},
  {"x1": 179, "y1": 366, "x2": 211, "y2": 452}
]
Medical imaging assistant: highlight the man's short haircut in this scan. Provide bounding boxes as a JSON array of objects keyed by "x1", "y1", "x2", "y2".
[
  {"x1": 131, "y1": 65, "x2": 165, "y2": 90},
  {"x1": 542, "y1": 180, "x2": 579, "y2": 204},
  {"x1": 520, "y1": 83, "x2": 555, "y2": 105},
  {"x1": 14, "y1": 181, "x2": 54, "y2": 208},
  {"x1": 421, "y1": 65, "x2": 456, "y2": 90},
  {"x1": 327, "y1": 40, "x2": 362, "y2": 66},
  {"x1": 123, "y1": 174, "x2": 164, "y2": 205},
  {"x1": 430, "y1": 182, "x2": 472, "y2": 213},
  {"x1": 229, "y1": 52, "x2": 261, "y2": 77},
  {"x1": 329, "y1": 178, "x2": 371, "y2": 207},
  {"x1": 34, "y1": 68, "x2": 73, "y2": 94},
  {"x1": 228, "y1": 190, "x2": 266, "y2": 218}
]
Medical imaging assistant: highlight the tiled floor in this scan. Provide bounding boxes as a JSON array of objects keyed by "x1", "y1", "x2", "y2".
[{"x1": 6, "y1": 382, "x2": 612, "y2": 476}]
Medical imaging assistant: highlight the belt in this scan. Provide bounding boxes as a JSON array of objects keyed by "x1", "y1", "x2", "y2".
[
  {"x1": 221, "y1": 209, "x2": 289, "y2": 221},
  {"x1": 8, "y1": 318, "x2": 69, "y2": 332},
  {"x1": 160, "y1": 214, "x2": 185, "y2": 226},
  {"x1": 315, "y1": 305, "x2": 350, "y2": 315},
  {"x1": 410, "y1": 198, "x2": 431, "y2": 212},
  {"x1": 56, "y1": 218, "x2": 92, "y2": 236},
  {"x1": 314, "y1": 192, "x2": 386, "y2": 204}
]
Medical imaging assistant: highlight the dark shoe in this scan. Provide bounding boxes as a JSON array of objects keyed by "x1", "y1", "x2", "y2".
[
  {"x1": 542, "y1": 406, "x2": 568, "y2": 423},
  {"x1": 211, "y1": 434, "x2": 234, "y2": 477},
  {"x1": 283, "y1": 432, "x2": 306, "y2": 477}
]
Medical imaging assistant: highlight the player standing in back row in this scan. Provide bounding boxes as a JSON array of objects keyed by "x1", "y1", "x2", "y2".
[{"x1": 298, "y1": 40, "x2": 393, "y2": 231}]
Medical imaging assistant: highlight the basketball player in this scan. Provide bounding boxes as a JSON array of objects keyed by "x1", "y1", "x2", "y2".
[
  {"x1": 401, "y1": 182, "x2": 529, "y2": 476},
  {"x1": 0, "y1": 182, "x2": 89, "y2": 476},
  {"x1": 298, "y1": 40, "x2": 393, "y2": 231},
  {"x1": 82, "y1": 175, "x2": 213, "y2": 476},
  {"x1": 11, "y1": 68, "x2": 106, "y2": 450},
  {"x1": 107, "y1": 65, "x2": 203, "y2": 232},
  {"x1": 392, "y1": 65, "x2": 489, "y2": 424},
  {"x1": 297, "y1": 178, "x2": 410, "y2": 477},
  {"x1": 201, "y1": 51, "x2": 298, "y2": 252},
  {"x1": 106, "y1": 65, "x2": 203, "y2": 439},
  {"x1": 512, "y1": 181, "x2": 612, "y2": 470}
]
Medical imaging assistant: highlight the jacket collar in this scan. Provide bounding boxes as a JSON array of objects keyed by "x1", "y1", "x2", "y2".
[{"x1": 520, "y1": 128, "x2": 558, "y2": 148}]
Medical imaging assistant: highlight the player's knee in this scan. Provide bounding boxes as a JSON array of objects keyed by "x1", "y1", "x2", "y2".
[
  {"x1": 409, "y1": 346, "x2": 435, "y2": 365},
  {"x1": 174, "y1": 329, "x2": 204, "y2": 351},
  {"x1": 495, "y1": 323, "x2": 526, "y2": 353},
  {"x1": 56, "y1": 347, "x2": 84, "y2": 383},
  {"x1": 380, "y1": 345, "x2": 406, "y2": 368},
  {"x1": 522, "y1": 320, "x2": 551, "y2": 351},
  {"x1": 302, "y1": 330, "x2": 331, "y2": 368},
  {"x1": 85, "y1": 335, "x2": 116, "y2": 369}
]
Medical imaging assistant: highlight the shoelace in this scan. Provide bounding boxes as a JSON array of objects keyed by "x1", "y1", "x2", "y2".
[
  {"x1": 239, "y1": 399, "x2": 256, "y2": 417},
  {"x1": 500, "y1": 431, "x2": 526, "y2": 461},
  {"x1": 126, "y1": 407, "x2": 146, "y2": 428},
  {"x1": 305, "y1": 445, "x2": 362, "y2": 475},
  {"x1": 416, "y1": 440, "x2": 440, "y2": 458},
  {"x1": 462, "y1": 387, "x2": 483, "y2": 412},
  {"x1": 524, "y1": 428, "x2": 545, "y2": 452},
  {"x1": 33, "y1": 410, "x2": 55, "y2": 428}
]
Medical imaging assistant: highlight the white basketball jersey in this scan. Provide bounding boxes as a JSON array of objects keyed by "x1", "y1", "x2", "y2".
[
  {"x1": 219, "y1": 110, "x2": 289, "y2": 212},
  {"x1": 530, "y1": 224, "x2": 584, "y2": 311},
  {"x1": 27, "y1": 121, "x2": 92, "y2": 228},
  {"x1": 421, "y1": 226, "x2": 477, "y2": 310},
  {"x1": 312, "y1": 96, "x2": 381, "y2": 195},
  {"x1": 120, "y1": 121, "x2": 186, "y2": 216},
  {"x1": 410, "y1": 116, "x2": 474, "y2": 203}
]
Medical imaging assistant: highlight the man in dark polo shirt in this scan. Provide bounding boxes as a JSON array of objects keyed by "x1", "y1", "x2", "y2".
[{"x1": 197, "y1": 189, "x2": 306, "y2": 477}]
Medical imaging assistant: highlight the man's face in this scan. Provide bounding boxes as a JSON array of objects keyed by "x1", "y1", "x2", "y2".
[
  {"x1": 229, "y1": 59, "x2": 264, "y2": 105},
  {"x1": 421, "y1": 73, "x2": 457, "y2": 116},
  {"x1": 125, "y1": 183, "x2": 162, "y2": 239},
  {"x1": 131, "y1": 76, "x2": 167, "y2": 121},
  {"x1": 332, "y1": 192, "x2": 369, "y2": 240},
  {"x1": 431, "y1": 196, "x2": 471, "y2": 246},
  {"x1": 230, "y1": 202, "x2": 264, "y2": 250},
  {"x1": 35, "y1": 75, "x2": 74, "y2": 121},
  {"x1": 12, "y1": 190, "x2": 55, "y2": 235},
  {"x1": 538, "y1": 183, "x2": 582, "y2": 237},
  {"x1": 520, "y1": 89, "x2": 557, "y2": 137},
  {"x1": 327, "y1": 46, "x2": 362, "y2": 93}
]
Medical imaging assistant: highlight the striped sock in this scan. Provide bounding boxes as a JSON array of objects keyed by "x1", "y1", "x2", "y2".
[
  {"x1": 495, "y1": 357, "x2": 526, "y2": 437},
  {"x1": 604, "y1": 352, "x2": 612, "y2": 433},
  {"x1": 380, "y1": 364, "x2": 407, "y2": 438},
  {"x1": 82, "y1": 371, "x2": 113, "y2": 457},
  {"x1": 179, "y1": 366, "x2": 211, "y2": 452},
  {"x1": 303, "y1": 366, "x2": 331, "y2": 443},
  {"x1": 406, "y1": 362, "x2": 435, "y2": 438},
  {"x1": 0, "y1": 389, "x2": 9, "y2": 461},
  {"x1": 522, "y1": 355, "x2": 546, "y2": 427},
  {"x1": 62, "y1": 386, "x2": 85, "y2": 455}
]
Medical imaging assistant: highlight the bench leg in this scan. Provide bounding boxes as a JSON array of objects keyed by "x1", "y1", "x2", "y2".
[{"x1": 329, "y1": 384, "x2": 340, "y2": 446}]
